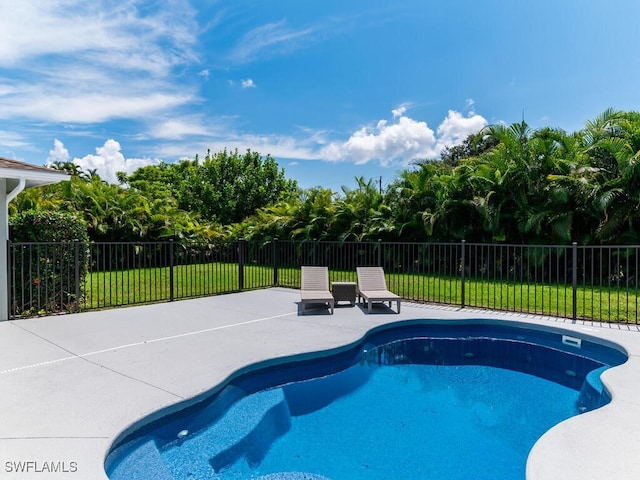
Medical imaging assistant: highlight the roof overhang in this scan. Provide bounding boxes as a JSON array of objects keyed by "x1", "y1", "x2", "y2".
[
  {"x1": 3, "y1": 169, "x2": 70, "y2": 194},
  {"x1": 0, "y1": 157, "x2": 69, "y2": 197}
]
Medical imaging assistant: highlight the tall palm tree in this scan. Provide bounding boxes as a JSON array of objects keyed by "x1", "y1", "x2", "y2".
[
  {"x1": 333, "y1": 177, "x2": 393, "y2": 242},
  {"x1": 584, "y1": 111, "x2": 640, "y2": 243}
]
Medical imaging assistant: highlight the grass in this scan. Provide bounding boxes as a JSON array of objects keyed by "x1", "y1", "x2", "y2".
[
  {"x1": 81, "y1": 263, "x2": 640, "y2": 323},
  {"x1": 83, "y1": 262, "x2": 274, "y2": 308},
  {"x1": 386, "y1": 273, "x2": 640, "y2": 323}
]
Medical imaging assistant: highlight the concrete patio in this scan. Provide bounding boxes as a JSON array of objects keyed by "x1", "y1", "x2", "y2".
[{"x1": 0, "y1": 287, "x2": 639, "y2": 479}]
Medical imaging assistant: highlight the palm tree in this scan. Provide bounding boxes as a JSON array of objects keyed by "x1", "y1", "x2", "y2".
[
  {"x1": 388, "y1": 162, "x2": 450, "y2": 240},
  {"x1": 470, "y1": 122, "x2": 580, "y2": 243},
  {"x1": 333, "y1": 177, "x2": 393, "y2": 242},
  {"x1": 584, "y1": 111, "x2": 640, "y2": 243},
  {"x1": 238, "y1": 188, "x2": 337, "y2": 241}
]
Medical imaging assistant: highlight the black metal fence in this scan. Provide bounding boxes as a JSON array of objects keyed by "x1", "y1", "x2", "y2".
[{"x1": 8, "y1": 239, "x2": 640, "y2": 323}]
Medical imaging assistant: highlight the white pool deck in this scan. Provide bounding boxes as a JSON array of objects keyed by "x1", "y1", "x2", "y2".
[{"x1": 0, "y1": 287, "x2": 639, "y2": 479}]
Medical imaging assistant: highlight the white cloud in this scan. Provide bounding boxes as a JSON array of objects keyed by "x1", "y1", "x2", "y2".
[
  {"x1": 227, "y1": 134, "x2": 320, "y2": 161},
  {"x1": 0, "y1": 84, "x2": 17, "y2": 96},
  {"x1": 147, "y1": 106, "x2": 489, "y2": 168},
  {"x1": 51, "y1": 106, "x2": 489, "y2": 183},
  {"x1": 0, "y1": 0, "x2": 198, "y2": 124},
  {"x1": 0, "y1": 90, "x2": 193, "y2": 124},
  {"x1": 321, "y1": 114, "x2": 436, "y2": 165},
  {"x1": 149, "y1": 131, "x2": 323, "y2": 165},
  {"x1": 223, "y1": 13, "x2": 384, "y2": 66},
  {"x1": 46, "y1": 139, "x2": 70, "y2": 164},
  {"x1": 241, "y1": 78, "x2": 256, "y2": 89},
  {"x1": 49, "y1": 139, "x2": 161, "y2": 184},
  {"x1": 150, "y1": 117, "x2": 214, "y2": 140},
  {"x1": 0, "y1": 1, "x2": 197, "y2": 71},
  {"x1": 392, "y1": 105, "x2": 407, "y2": 118},
  {"x1": 435, "y1": 110, "x2": 488, "y2": 152},
  {"x1": 320, "y1": 107, "x2": 488, "y2": 165},
  {"x1": 0, "y1": 130, "x2": 29, "y2": 149},
  {"x1": 228, "y1": 19, "x2": 316, "y2": 64}
]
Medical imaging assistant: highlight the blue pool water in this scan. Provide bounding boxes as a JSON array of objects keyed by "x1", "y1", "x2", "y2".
[{"x1": 105, "y1": 323, "x2": 627, "y2": 480}]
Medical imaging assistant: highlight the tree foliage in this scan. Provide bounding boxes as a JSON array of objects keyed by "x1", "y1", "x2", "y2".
[
  {"x1": 124, "y1": 148, "x2": 298, "y2": 225},
  {"x1": 237, "y1": 109, "x2": 640, "y2": 246},
  {"x1": 10, "y1": 167, "x2": 219, "y2": 242},
  {"x1": 10, "y1": 111, "x2": 640, "y2": 246}
]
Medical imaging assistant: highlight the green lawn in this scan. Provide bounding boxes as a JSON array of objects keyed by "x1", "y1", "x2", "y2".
[
  {"x1": 81, "y1": 263, "x2": 640, "y2": 323},
  {"x1": 83, "y1": 262, "x2": 274, "y2": 308},
  {"x1": 386, "y1": 273, "x2": 639, "y2": 322}
]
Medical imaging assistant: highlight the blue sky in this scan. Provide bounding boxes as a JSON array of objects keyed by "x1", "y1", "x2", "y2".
[{"x1": 1, "y1": 1, "x2": 639, "y2": 191}]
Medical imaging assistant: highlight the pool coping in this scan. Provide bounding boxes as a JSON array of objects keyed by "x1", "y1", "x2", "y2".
[{"x1": 0, "y1": 287, "x2": 638, "y2": 479}]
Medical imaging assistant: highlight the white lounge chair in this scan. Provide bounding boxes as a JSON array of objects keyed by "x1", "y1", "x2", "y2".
[
  {"x1": 356, "y1": 266, "x2": 401, "y2": 313},
  {"x1": 300, "y1": 266, "x2": 335, "y2": 314}
]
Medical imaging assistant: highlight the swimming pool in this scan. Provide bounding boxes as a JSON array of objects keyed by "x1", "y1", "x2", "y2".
[{"x1": 105, "y1": 322, "x2": 627, "y2": 480}]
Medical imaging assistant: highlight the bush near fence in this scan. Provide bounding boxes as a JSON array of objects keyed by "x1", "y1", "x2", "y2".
[{"x1": 9, "y1": 211, "x2": 90, "y2": 317}]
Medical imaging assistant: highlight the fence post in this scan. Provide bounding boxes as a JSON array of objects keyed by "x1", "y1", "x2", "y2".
[
  {"x1": 169, "y1": 240, "x2": 174, "y2": 302},
  {"x1": 6, "y1": 240, "x2": 10, "y2": 320},
  {"x1": 572, "y1": 241, "x2": 577, "y2": 321},
  {"x1": 312, "y1": 239, "x2": 317, "y2": 266},
  {"x1": 461, "y1": 240, "x2": 466, "y2": 308},
  {"x1": 377, "y1": 239, "x2": 382, "y2": 267},
  {"x1": 272, "y1": 238, "x2": 279, "y2": 286},
  {"x1": 238, "y1": 238, "x2": 245, "y2": 290},
  {"x1": 74, "y1": 240, "x2": 80, "y2": 312}
]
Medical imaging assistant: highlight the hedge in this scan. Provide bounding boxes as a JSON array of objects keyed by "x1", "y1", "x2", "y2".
[{"x1": 9, "y1": 211, "x2": 89, "y2": 316}]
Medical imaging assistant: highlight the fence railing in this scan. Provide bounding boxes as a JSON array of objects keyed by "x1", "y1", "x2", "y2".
[{"x1": 8, "y1": 240, "x2": 640, "y2": 323}]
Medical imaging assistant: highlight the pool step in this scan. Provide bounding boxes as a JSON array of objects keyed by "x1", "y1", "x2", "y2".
[
  {"x1": 161, "y1": 388, "x2": 292, "y2": 477},
  {"x1": 577, "y1": 365, "x2": 611, "y2": 412},
  {"x1": 283, "y1": 361, "x2": 371, "y2": 416}
]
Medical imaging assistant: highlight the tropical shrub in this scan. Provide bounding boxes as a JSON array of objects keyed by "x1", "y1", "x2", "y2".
[{"x1": 9, "y1": 210, "x2": 89, "y2": 316}]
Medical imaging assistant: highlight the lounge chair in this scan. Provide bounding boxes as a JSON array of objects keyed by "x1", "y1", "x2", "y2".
[
  {"x1": 356, "y1": 266, "x2": 401, "y2": 313},
  {"x1": 300, "y1": 266, "x2": 335, "y2": 314}
]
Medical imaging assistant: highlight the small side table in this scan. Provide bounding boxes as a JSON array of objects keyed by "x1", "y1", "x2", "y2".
[{"x1": 332, "y1": 281, "x2": 357, "y2": 306}]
